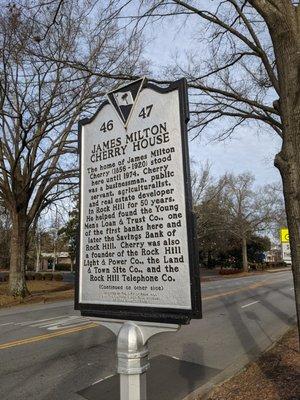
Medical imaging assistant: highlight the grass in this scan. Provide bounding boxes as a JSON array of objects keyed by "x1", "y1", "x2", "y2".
[{"x1": 0, "y1": 280, "x2": 74, "y2": 308}]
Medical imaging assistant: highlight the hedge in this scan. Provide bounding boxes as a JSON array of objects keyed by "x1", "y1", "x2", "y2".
[{"x1": 0, "y1": 272, "x2": 9, "y2": 282}]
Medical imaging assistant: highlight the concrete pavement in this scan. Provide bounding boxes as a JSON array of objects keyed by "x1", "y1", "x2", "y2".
[{"x1": 0, "y1": 271, "x2": 296, "y2": 400}]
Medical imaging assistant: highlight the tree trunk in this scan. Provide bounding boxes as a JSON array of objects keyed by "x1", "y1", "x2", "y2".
[
  {"x1": 35, "y1": 237, "x2": 40, "y2": 273},
  {"x1": 70, "y1": 258, "x2": 74, "y2": 273},
  {"x1": 269, "y1": 7, "x2": 300, "y2": 340},
  {"x1": 276, "y1": 142, "x2": 300, "y2": 340},
  {"x1": 280, "y1": 159, "x2": 300, "y2": 337},
  {"x1": 242, "y1": 236, "x2": 248, "y2": 272},
  {"x1": 9, "y1": 210, "x2": 29, "y2": 297}
]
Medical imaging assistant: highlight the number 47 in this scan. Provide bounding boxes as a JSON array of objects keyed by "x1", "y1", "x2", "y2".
[{"x1": 138, "y1": 104, "x2": 153, "y2": 119}]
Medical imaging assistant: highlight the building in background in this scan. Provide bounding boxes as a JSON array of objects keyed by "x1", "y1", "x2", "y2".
[
  {"x1": 265, "y1": 246, "x2": 282, "y2": 263},
  {"x1": 39, "y1": 252, "x2": 72, "y2": 271}
]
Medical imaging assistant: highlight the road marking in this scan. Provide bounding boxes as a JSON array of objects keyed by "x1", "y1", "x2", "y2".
[
  {"x1": 202, "y1": 279, "x2": 270, "y2": 300},
  {"x1": 92, "y1": 374, "x2": 114, "y2": 386},
  {"x1": 0, "y1": 322, "x2": 97, "y2": 351},
  {"x1": 0, "y1": 315, "x2": 86, "y2": 331},
  {"x1": 0, "y1": 276, "x2": 291, "y2": 350},
  {"x1": 241, "y1": 300, "x2": 260, "y2": 309},
  {"x1": 15, "y1": 315, "x2": 68, "y2": 326},
  {"x1": 31, "y1": 316, "x2": 80, "y2": 328},
  {"x1": 273, "y1": 277, "x2": 290, "y2": 283},
  {"x1": 44, "y1": 318, "x2": 90, "y2": 331},
  {"x1": 0, "y1": 322, "x2": 15, "y2": 327}
]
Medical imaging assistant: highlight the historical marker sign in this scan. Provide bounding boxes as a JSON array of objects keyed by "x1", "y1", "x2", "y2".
[{"x1": 75, "y1": 78, "x2": 202, "y2": 324}]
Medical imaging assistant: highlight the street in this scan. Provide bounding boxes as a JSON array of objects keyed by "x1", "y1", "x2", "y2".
[{"x1": 0, "y1": 270, "x2": 296, "y2": 400}]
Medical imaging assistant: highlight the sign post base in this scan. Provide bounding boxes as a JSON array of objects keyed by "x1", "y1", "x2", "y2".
[{"x1": 90, "y1": 318, "x2": 180, "y2": 400}]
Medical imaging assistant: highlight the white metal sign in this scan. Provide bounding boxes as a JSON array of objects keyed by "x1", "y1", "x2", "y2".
[{"x1": 76, "y1": 79, "x2": 201, "y2": 324}]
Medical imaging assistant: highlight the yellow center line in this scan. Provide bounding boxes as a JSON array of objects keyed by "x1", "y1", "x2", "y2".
[
  {"x1": 0, "y1": 322, "x2": 98, "y2": 351},
  {"x1": 202, "y1": 279, "x2": 272, "y2": 300},
  {"x1": 0, "y1": 277, "x2": 284, "y2": 351}
]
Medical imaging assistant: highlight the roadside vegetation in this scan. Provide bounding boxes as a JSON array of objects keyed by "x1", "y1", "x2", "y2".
[
  {"x1": 0, "y1": 0, "x2": 145, "y2": 298},
  {"x1": 206, "y1": 328, "x2": 299, "y2": 400},
  {"x1": 0, "y1": 0, "x2": 299, "y2": 338},
  {"x1": 192, "y1": 166, "x2": 285, "y2": 272},
  {"x1": 0, "y1": 280, "x2": 73, "y2": 308}
]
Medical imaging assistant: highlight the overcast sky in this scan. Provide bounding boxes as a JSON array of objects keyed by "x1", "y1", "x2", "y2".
[{"x1": 141, "y1": 10, "x2": 282, "y2": 187}]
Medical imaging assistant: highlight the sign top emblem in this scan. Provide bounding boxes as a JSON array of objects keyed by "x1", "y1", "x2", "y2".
[{"x1": 107, "y1": 77, "x2": 145, "y2": 127}]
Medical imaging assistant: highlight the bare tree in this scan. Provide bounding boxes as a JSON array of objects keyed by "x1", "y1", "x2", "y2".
[
  {"x1": 191, "y1": 161, "x2": 212, "y2": 205},
  {"x1": 0, "y1": 1, "x2": 144, "y2": 296},
  {"x1": 194, "y1": 175, "x2": 230, "y2": 267},
  {"x1": 0, "y1": 204, "x2": 10, "y2": 270},
  {"x1": 193, "y1": 171, "x2": 279, "y2": 270},
  {"x1": 224, "y1": 173, "x2": 280, "y2": 271},
  {"x1": 125, "y1": 0, "x2": 300, "y2": 338}
]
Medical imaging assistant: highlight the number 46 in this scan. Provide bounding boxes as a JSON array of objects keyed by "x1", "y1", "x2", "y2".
[
  {"x1": 100, "y1": 120, "x2": 113, "y2": 133},
  {"x1": 138, "y1": 104, "x2": 153, "y2": 119}
]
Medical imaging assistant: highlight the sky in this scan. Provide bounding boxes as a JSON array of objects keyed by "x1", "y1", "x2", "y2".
[
  {"x1": 188, "y1": 128, "x2": 282, "y2": 186},
  {"x1": 141, "y1": 7, "x2": 282, "y2": 187}
]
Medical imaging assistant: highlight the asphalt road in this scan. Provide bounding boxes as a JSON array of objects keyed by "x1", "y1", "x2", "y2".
[{"x1": 0, "y1": 270, "x2": 296, "y2": 400}]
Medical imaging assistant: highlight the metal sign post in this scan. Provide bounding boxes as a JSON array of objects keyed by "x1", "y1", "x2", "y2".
[{"x1": 91, "y1": 318, "x2": 179, "y2": 400}]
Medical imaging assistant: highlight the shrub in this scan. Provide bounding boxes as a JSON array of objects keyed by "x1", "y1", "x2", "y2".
[
  {"x1": 35, "y1": 273, "x2": 43, "y2": 280},
  {"x1": 219, "y1": 268, "x2": 241, "y2": 275},
  {"x1": 55, "y1": 263, "x2": 71, "y2": 271},
  {"x1": 53, "y1": 274, "x2": 63, "y2": 281},
  {"x1": 265, "y1": 261, "x2": 288, "y2": 269},
  {"x1": 25, "y1": 273, "x2": 35, "y2": 280},
  {"x1": 0, "y1": 272, "x2": 9, "y2": 282},
  {"x1": 44, "y1": 273, "x2": 53, "y2": 281}
]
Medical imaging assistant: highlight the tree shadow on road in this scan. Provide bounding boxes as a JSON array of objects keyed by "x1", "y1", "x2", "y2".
[
  {"x1": 219, "y1": 289, "x2": 297, "y2": 400},
  {"x1": 179, "y1": 342, "x2": 204, "y2": 396},
  {"x1": 0, "y1": 324, "x2": 116, "y2": 400}
]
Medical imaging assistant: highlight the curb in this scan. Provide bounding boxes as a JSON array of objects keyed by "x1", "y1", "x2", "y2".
[
  {"x1": 201, "y1": 268, "x2": 292, "y2": 283},
  {"x1": 265, "y1": 268, "x2": 291, "y2": 273},
  {"x1": 182, "y1": 325, "x2": 295, "y2": 400}
]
